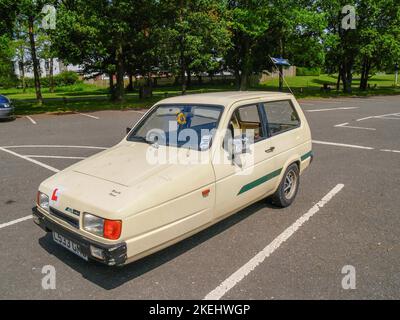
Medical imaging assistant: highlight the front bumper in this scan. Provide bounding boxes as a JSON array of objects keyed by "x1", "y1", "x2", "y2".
[
  {"x1": 32, "y1": 207, "x2": 127, "y2": 266},
  {"x1": 0, "y1": 108, "x2": 14, "y2": 119}
]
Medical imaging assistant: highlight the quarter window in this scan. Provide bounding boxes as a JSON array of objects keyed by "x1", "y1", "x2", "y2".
[{"x1": 263, "y1": 100, "x2": 300, "y2": 136}]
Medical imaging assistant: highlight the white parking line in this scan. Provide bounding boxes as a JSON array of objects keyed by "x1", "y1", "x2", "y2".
[
  {"x1": 356, "y1": 113, "x2": 400, "y2": 121},
  {"x1": 24, "y1": 155, "x2": 87, "y2": 160},
  {"x1": 204, "y1": 184, "x2": 345, "y2": 300},
  {"x1": 306, "y1": 107, "x2": 358, "y2": 112},
  {"x1": 334, "y1": 122, "x2": 376, "y2": 131},
  {"x1": 0, "y1": 147, "x2": 60, "y2": 173},
  {"x1": 302, "y1": 100, "x2": 343, "y2": 105},
  {"x1": 380, "y1": 149, "x2": 400, "y2": 154},
  {"x1": 312, "y1": 140, "x2": 374, "y2": 150},
  {"x1": 0, "y1": 215, "x2": 33, "y2": 229},
  {"x1": 76, "y1": 112, "x2": 100, "y2": 119},
  {"x1": 25, "y1": 116, "x2": 37, "y2": 125},
  {"x1": 2, "y1": 145, "x2": 107, "y2": 150}
]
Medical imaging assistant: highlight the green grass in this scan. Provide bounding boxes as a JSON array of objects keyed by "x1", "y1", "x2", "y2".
[{"x1": 2, "y1": 74, "x2": 399, "y2": 116}]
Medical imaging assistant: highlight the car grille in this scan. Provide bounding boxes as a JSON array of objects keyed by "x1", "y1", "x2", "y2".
[{"x1": 49, "y1": 207, "x2": 79, "y2": 229}]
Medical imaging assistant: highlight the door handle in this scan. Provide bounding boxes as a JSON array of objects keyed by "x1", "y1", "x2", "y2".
[{"x1": 265, "y1": 147, "x2": 275, "y2": 153}]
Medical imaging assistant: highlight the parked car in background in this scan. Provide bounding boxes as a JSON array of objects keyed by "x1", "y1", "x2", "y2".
[{"x1": 0, "y1": 95, "x2": 15, "y2": 120}]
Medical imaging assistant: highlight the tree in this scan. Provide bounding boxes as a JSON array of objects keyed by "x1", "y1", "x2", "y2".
[
  {"x1": 160, "y1": 0, "x2": 231, "y2": 94},
  {"x1": 14, "y1": 0, "x2": 55, "y2": 104},
  {"x1": 0, "y1": 0, "x2": 19, "y2": 88},
  {"x1": 356, "y1": 0, "x2": 400, "y2": 90},
  {"x1": 224, "y1": 0, "x2": 269, "y2": 90}
]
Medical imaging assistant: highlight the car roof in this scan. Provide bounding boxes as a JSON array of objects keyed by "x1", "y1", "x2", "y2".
[{"x1": 157, "y1": 91, "x2": 293, "y2": 107}]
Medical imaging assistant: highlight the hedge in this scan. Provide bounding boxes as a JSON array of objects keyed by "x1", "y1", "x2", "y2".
[
  {"x1": 22, "y1": 71, "x2": 81, "y2": 88},
  {"x1": 296, "y1": 67, "x2": 321, "y2": 76}
]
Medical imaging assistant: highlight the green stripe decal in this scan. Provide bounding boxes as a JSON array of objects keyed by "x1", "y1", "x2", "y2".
[
  {"x1": 301, "y1": 150, "x2": 313, "y2": 161},
  {"x1": 238, "y1": 168, "x2": 282, "y2": 195}
]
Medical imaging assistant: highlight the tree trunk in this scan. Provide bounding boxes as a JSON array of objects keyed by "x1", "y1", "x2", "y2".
[
  {"x1": 234, "y1": 67, "x2": 241, "y2": 90},
  {"x1": 28, "y1": 16, "x2": 43, "y2": 105},
  {"x1": 341, "y1": 60, "x2": 352, "y2": 94},
  {"x1": 109, "y1": 73, "x2": 115, "y2": 100},
  {"x1": 240, "y1": 38, "x2": 250, "y2": 91},
  {"x1": 18, "y1": 49, "x2": 26, "y2": 93},
  {"x1": 127, "y1": 73, "x2": 134, "y2": 92},
  {"x1": 187, "y1": 68, "x2": 191, "y2": 88},
  {"x1": 336, "y1": 65, "x2": 341, "y2": 91},
  {"x1": 49, "y1": 58, "x2": 54, "y2": 93},
  {"x1": 359, "y1": 58, "x2": 371, "y2": 91},
  {"x1": 180, "y1": 44, "x2": 187, "y2": 95},
  {"x1": 114, "y1": 43, "x2": 125, "y2": 102}
]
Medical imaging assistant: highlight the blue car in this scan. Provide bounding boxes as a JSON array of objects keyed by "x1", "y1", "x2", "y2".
[{"x1": 0, "y1": 95, "x2": 15, "y2": 120}]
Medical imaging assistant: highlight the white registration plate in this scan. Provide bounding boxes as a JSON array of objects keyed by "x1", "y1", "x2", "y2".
[{"x1": 52, "y1": 231, "x2": 88, "y2": 261}]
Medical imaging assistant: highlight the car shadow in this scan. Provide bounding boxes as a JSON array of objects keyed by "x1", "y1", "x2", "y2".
[
  {"x1": 38, "y1": 199, "x2": 282, "y2": 290},
  {"x1": 0, "y1": 117, "x2": 16, "y2": 123}
]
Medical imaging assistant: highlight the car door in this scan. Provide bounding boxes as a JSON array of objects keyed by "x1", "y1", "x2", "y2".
[
  {"x1": 261, "y1": 99, "x2": 303, "y2": 174},
  {"x1": 212, "y1": 102, "x2": 278, "y2": 219}
]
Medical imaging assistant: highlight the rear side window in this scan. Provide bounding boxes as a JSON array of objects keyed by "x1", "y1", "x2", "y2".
[{"x1": 263, "y1": 100, "x2": 300, "y2": 136}]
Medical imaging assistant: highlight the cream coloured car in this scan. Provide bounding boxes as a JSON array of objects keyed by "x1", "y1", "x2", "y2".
[{"x1": 33, "y1": 91, "x2": 313, "y2": 266}]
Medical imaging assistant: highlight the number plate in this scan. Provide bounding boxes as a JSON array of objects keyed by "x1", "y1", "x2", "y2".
[{"x1": 52, "y1": 231, "x2": 88, "y2": 261}]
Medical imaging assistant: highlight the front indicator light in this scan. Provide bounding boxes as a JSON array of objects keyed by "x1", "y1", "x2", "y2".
[
  {"x1": 83, "y1": 213, "x2": 122, "y2": 240},
  {"x1": 104, "y1": 219, "x2": 122, "y2": 240}
]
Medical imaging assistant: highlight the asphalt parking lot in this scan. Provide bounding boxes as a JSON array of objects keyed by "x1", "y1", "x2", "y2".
[{"x1": 0, "y1": 96, "x2": 399, "y2": 299}]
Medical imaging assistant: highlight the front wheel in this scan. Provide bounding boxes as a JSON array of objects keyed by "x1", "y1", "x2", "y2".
[{"x1": 268, "y1": 163, "x2": 300, "y2": 208}]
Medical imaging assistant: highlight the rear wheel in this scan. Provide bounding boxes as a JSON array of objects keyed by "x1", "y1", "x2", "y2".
[{"x1": 268, "y1": 163, "x2": 300, "y2": 208}]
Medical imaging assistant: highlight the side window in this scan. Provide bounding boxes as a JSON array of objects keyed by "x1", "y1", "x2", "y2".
[
  {"x1": 263, "y1": 100, "x2": 300, "y2": 136},
  {"x1": 226, "y1": 104, "x2": 265, "y2": 143}
]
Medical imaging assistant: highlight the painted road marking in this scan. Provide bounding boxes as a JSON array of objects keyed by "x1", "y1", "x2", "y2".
[
  {"x1": 0, "y1": 216, "x2": 33, "y2": 230},
  {"x1": 334, "y1": 122, "x2": 376, "y2": 131},
  {"x1": 356, "y1": 113, "x2": 400, "y2": 121},
  {"x1": 24, "y1": 155, "x2": 87, "y2": 160},
  {"x1": 76, "y1": 112, "x2": 100, "y2": 119},
  {"x1": 25, "y1": 116, "x2": 37, "y2": 125},
  {"x1": 0, "y1": 147, "x2": 60, "y2": 173},
  {"x1": 380, "y1": 149, "x2": 400, "y2": 154},
  {"x1": 204, "y1": 184, "x2": 345, "y2": 300},
  {"x1": 301, "y1": 100, "x2": 343, "y2": 105},
  {"x1": 312, "y1": 140, "x2": 374, "y2": 150},
  {"x1": 306, "y1": 107, "x2": 358, "y2": 112},
  {"x1": 2, "y1": 145, "x2": 107, "y2": 150}
]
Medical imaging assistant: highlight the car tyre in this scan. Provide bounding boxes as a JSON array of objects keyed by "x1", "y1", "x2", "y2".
[{"x1": 268, "y1": 163, "x2": 300, "y2": 208}]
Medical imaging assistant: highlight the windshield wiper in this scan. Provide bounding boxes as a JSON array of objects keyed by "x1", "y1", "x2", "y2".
[{"x1": 129, "y1": 136, "x2": 151, "y2": 144}]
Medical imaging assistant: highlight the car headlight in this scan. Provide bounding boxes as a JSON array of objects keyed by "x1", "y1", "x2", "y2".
[
  {"x1": 83, "y1": 213, "x2": 122, "y2": 240},
  {"x1": 37, "y1": 191, "x2": 49, "y2": 211}
]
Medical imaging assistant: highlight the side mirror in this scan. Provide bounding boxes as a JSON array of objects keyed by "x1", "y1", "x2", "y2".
[{"x1": 126, "y1": 127, "x2": 132, "y2": 134}]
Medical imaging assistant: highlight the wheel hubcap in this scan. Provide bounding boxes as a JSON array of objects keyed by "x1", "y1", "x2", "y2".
[{"x1": 283, "y1": 170, "x2": 297, "y2": 199}]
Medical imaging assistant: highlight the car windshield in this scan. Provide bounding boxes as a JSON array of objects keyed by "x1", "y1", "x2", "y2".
[
  {"x1": 127, "y1": 104, "x2": 224, "y2": 151},
  {"x1": 0, "y1": 96, "x2": 9, "y2": 103}
]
